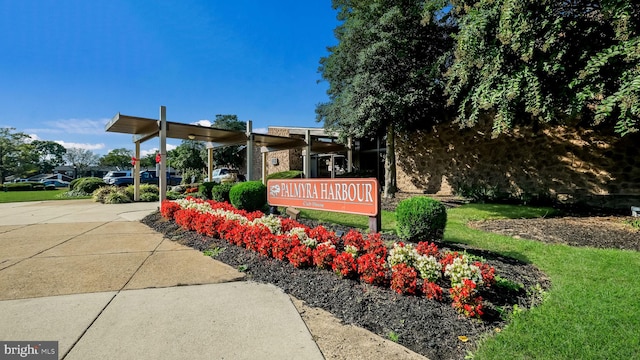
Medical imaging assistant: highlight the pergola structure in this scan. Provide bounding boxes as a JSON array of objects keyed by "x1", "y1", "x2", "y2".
[{"x1": 105, "y1": 106, "x2": 350, "y2": 203}]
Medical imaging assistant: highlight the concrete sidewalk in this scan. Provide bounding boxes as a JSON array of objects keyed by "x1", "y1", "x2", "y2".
[{"x1": 0, "y1": 200, "x2": 323, "y2": 359}]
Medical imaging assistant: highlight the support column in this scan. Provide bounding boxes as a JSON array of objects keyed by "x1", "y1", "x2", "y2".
[
  {"x1": 330, "y1": 154, "x2": 335, "y2": 179},
  {"x1": 347, "y1": 137, "x2": 353, "y2": 173},
  {"x1": 246, "y1": 121, "x2": 254, "y2": 181},
  {"x1": 159, "y1": 106, "x2": 167, "y2": 205},
  {"x1": 261, "y1": 147, "x2": 268, "y2": 185},
  {"x1": 303, "y1": 129, "x2": 311, "y2": 178},
  {"x1": 134, "y1": 141, "x2": 141, "y2": 201},
  {"x1": 207, "y1": 145, "x2": 214, "y2": 182}
]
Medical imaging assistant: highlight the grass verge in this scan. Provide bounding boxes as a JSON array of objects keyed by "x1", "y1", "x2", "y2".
[
  {"x1": 299, "y1": 208, "x2": 396, "y2": 233},
  {"x1": 0, "y1": 189, "x2": 76, "y2": 203},
  {"x1": 305, "y1": 202, "x2": 640, "y2": 359}
]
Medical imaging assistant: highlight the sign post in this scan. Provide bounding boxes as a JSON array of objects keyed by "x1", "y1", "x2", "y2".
[{"x1": 267, "y1": 178, "x2": 381, "y2": 233}]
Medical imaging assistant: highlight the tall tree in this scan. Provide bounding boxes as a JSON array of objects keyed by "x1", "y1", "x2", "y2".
[
  {"x1": 317, "y1": 0, "x2": 453, "y2": 197},
  {"x1": 208, "y1": 114, "x2": 246, "y2": 169},
  {"x1": 0, "y1": 128, "x2": 33, "y2": 183},
  {"x1": 31, "y1": 140, "x2": 67, "y2": 174},
  {"x1": 167, "y1": 140, "x2": 206, "y2": 173},
  {"x1": 100, "y1": 148, "x2": 133, "y2": 169},
  {"x1": 64, "y1": 148, "x2": 100, "y2": 178},
  {"x1": 444, "y1": 0, "x2": 640, "y2": 135}
]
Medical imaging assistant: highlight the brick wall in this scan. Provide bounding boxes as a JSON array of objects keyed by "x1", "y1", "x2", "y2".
[{"x1": 395, "y1": 122, "x2": 640, "y2": 209}]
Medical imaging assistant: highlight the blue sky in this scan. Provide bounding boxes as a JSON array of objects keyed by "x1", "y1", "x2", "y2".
[{"x1": 0, "y1": 0, "x2": 338, "y2": 156}]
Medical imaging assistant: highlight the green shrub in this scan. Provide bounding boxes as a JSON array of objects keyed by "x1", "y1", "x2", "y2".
[
  {"x1": 140, "y1": 192, "x2": 159, "y2": 202},
  {"x1": 105, "y1": 189, "x2": 132, "y2": 204},
  {"x1": 4, "y1": 183, "x2": 34, "y2": 191},
  {"x1": 69, "y1": 178, "x2": 82, "y2": 191},
  {"x1": 229, "y1": 181, "x2": 266, "y2": 211},
  {"x1": 93, "y1": 186, "x2": 116, "y2": 203},
  {"x1": 211, "y1": 183, "x2": 233, "y2": 203},
  {"x1": 72, "y1": 177, "x2": 105, "y2": 194},
  {"x1": 124, "y1": 184, "x2": 159, "y2": 200},
  {"x1": 31, "y1": 183, "x2": 45, "y2": 191},
  {"x1": 266, "y1": 170, "x2": 304, "y2": 180},
  {"x1": 199, "y1": 182, "x2": 216, "y2": 199},
  {"x1": 166, "y1": 191, "x2": 182, "y2": 200},
  {"x1": 181, "y1": 168, "x2": 203, "y2": 185},
  {"x1": 396, "y1": 196, "x2": 447, "y2": 241}
]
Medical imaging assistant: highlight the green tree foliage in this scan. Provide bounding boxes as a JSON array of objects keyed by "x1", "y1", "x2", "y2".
[
  {"x1": 140, "y1": 152, "x2": 157, "y2": 169},
  {"x1": 64, "y1": 148, "x2": 100, "y2": 177},
  {"x1": 209, "y1": 114, "x2": 246, "y2": 169},
  {"x1": 445, "y1": 0, "x2": 640, "y2": 135},
  {"x1": 317, "y1": 0, "x2": 452, "y2": 196},
  {"x1": 0, "y1": 128, "x2": 34, "y2": 182},
  {"x1": 100, "y1": 148, "x2": 133, "y2": 169},
  {"x1": 30, "y1": 140, "x2": 67, "y2": 174},
  {"x1": 167, "y1": 140, "x2": 206, "y2": 173}
]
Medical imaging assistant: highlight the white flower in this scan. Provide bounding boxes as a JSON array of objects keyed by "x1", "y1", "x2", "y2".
[
  {"x1": 444, "y1": 256, "x2": 483, "y2": 287},
  {"x1": 252, "y1": 214, "x2": 282, "y2": 234},
  {"x1": 415, "y1": 255, "x2": 442, "y2": 282},
  {"x1": 387, "y1": 243, "x2": 419, "y2": 267},
  {"x1": 344, "y1": 245, "x2": 359, "y2": 257}
]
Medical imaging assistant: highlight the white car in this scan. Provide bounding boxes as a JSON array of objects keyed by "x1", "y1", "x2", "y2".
[{"x1": 210, "y1": 168, "x2": 245, "y2": 184}]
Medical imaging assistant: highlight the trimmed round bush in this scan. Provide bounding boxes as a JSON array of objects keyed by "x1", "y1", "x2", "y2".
[
  {"x1": 199, "y1": 182, "x2": 216, "y2": 199},
  {"x1": 396, "y1": 196, "x2": 447, "y2": 241},
  {"x1": 72, "y1": 177, "x2": 105, "y2": 194},
  {"x1": 229, "y1": 181, "x2": 266, "y2": 211},
  {"x1": 211, "y1": 183, "x2": 233, "y2": 203},
  {"x1": 124, "y1": 184, "x2": 159, "y2": 200}
]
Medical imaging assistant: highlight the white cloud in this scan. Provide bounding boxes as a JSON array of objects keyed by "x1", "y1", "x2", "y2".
[
  {"x1": 140, "y1": 144, "x2": 178, "y2": 157},
  {"x1": 26, "y1": 118, "x2": 110, "y2": 135},
  {"x1": 55, "y1": 141, "x2": 105, "y2": 151},
  {"x1": 192, "y1": 120, "x2": 212, "y2": 127},
  {"x1": 253, "y1": 127, "x2": 268, "y2": 134},
  {"x1": 26, "y1": 134, "x2": 41, "y2": 143}
]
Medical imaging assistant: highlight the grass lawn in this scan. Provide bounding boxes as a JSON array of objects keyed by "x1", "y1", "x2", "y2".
[
  {"x1": 0, "y1": 189, "x2": 90, "y2": 203},
  {"x1": 304, "y1": 203, "x2": 640, "y2": 359},
  {"x1": 299, "y1": 208, "x2": 397, "y2": 233}
]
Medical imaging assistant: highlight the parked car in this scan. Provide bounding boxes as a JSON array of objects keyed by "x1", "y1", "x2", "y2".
[
  {"x1": 209, "y1": 168, "x2": 246, "y2": 184},
  {"x1": 103, "y1": 171, "x2": 131, "y2": 183},
  {"x1": 41, "y1": 180, "x2": 70, "y2": 188},
  {"x1": 107, "y1": 171, "x2": 182, "y2": 187}
]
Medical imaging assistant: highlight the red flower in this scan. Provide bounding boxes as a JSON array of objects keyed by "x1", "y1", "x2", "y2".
[
  {"x1": 272, "y1": 235, "x2": 300, "y2": 261},
  {"x1": 280, "y1": 218, "x2": 303, "y2": 233},
  {"x1": 160, "y1": 201, "x2": 181, "y2": 220},
  {"x1": 357, "y1": 253, "x2": 388, "y2": 285},
  {"x1": 308, "y1": 226, "x2": 339, "y2": 245},
  {"x1": 288, "y1": 245, "x2": 313, "y2": 268},
  {"x1": 343, "y1": 229, "x2": 365, "y2": 250},
  {"x1": 332, "y1": 252, "x2": 357, "y2": 278},
  {"x1": 416, "y1": 241, "x2": 439, "y2": 257},
  {"x1": 449, "y1": 279, "x2": 483, "y2": 318},
  {"x1": 475, "y1": 261, "x2": 496, "y2": 287},
  {"x1": 423, "y1": 281, "x2": 443, "y2": 301},
  {"x1": 363, "y1": 233, "x2": 387, "y2": 259},
  {"x1": 312, "y1": 242, "x2": 337, "y2": 269},
  {"x1": 390, "y1": 263, "x2": 418, "y2": 295}
]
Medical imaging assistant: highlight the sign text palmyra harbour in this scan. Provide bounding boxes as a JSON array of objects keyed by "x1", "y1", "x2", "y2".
[{"x1": 267, "y1": 178, "x2": 379, "y2": 217}]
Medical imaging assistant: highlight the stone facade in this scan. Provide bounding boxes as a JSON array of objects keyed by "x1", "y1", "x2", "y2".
[
  {"x1": 264, "y1": 128, "x2": 303, "y2": 175},
  {"x1": 395, "y1": 122, "x2": 640, "y2": 209}
]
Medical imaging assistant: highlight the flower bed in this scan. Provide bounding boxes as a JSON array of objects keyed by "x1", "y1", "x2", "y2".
[{"x1": 162, "y1": 198, "x2": 496, "y2": 318}]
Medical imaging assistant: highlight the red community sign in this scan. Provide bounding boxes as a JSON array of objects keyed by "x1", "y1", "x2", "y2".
[{"x1": 267, "y1": 178, "x2": 380, "y2": 216}]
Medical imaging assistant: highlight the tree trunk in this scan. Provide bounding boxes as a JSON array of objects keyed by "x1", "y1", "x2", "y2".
[{"x1": 383, "y1": 124, "x2": 397, "y2": 199}]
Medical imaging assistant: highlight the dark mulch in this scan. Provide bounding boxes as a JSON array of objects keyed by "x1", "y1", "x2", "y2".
[
  {"x1": 470, "y1": 216, "x2": 640, "y2": 251},
  {"x1": 141, "y1": 211, "x2": 549, "y2": 360}
]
